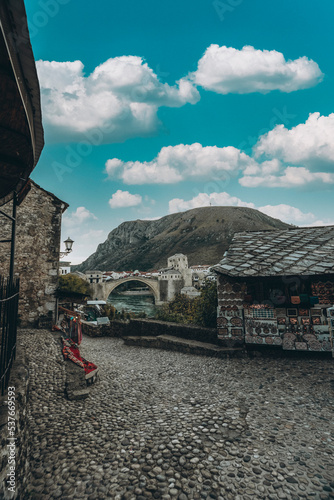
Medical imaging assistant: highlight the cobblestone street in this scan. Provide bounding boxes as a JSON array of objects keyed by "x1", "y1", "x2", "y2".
[{"x1": 20, "y1": 329, "x2": 334, "y2": 500}]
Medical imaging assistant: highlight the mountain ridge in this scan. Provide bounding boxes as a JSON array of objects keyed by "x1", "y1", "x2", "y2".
[{"x1": 74, "y1": 206, "x2": 292, "y2": 272}]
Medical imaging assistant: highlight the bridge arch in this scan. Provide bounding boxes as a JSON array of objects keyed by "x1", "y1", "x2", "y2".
[{"x1": 91, "y1": 277, "x2": 161, "y2": 304}]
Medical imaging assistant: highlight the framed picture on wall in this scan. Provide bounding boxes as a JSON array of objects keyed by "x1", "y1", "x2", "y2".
[{"x1": 287, "y1": 308, "x2": 298, "y2": 317}]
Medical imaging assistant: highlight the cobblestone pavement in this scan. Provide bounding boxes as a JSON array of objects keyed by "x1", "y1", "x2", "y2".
[{"x1": 20, "y1": 329, "x2": 334, "y2": 500}]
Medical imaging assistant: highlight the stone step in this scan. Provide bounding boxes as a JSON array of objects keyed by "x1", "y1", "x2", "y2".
[
  {"x1": 123, "y1": 335, "x2": 244, "y2": 358},
  {"x1": 66, "y1": 388, "x2": 90, "y2": 400}
]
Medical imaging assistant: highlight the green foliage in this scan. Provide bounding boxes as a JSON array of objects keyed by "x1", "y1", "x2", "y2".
[
  {"x1": 196, "y1": 281, "x2": 218, "y2": 328},
  {"x1": 155, "y1": 281, "x2": 217, "y2": 328},
  {"x1": 101, "y1": 304, "x2": 116, "y2": 320},
  {"x1": 58, "y1": 274, "x2": 91, "y2": 296},
  {"x1": 114, "y1": 308, "x2": 147, "y2": 320}
]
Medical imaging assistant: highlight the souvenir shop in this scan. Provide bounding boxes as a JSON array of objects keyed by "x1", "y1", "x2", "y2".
[
  {"x1": 244, "y1": 275, "x2": 333, "y2": 351},
  {"x1": 214, "y1": 226, "x2": 334, "y2": 354}
]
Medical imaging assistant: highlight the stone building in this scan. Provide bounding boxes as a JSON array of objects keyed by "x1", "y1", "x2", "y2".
[
  {"x1": 85, "y1": 270, "x2": 103, "y2": 284},
  {"x1": 167, "y1": 253, "x2": 192, "y2": 286},
  {"x1": 159, "y1": 254, "x2": 194, "y2": 301},
  {"x1": 0, "y1": 180, "x2": 68, "y2": 326},
  {"x1": 158, "y1": 269, "x2": 183, "y2": 301},
  {"x1": 167, "y1": 253, "x2": 188, "y2": 271},
  {"x1": 213, "y1": 226, "x2": 334, "y2": 355}
]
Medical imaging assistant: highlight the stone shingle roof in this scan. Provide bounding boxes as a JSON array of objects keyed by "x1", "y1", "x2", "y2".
[{"x1": 213, "y1": 226, "x2": 334, "y2": 278}]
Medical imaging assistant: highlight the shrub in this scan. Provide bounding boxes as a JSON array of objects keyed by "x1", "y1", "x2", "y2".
[
  {"x1": 155, "y1": 282, "x2": 217, "y2": 328},
  {"x1": 58, "y1": 274, "x2": 91, "y2": 296}
]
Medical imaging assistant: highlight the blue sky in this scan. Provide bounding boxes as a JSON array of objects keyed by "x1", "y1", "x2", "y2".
[{"x1": 25, "y1": 0, "x2": 334, "y2": 264}]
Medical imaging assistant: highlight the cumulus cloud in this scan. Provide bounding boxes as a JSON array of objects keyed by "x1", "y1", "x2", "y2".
[
  {"x1": 106, "y1": 137, "x2": 334, "y2": 189},
  {"x1": 104, "y1": 110, "x2": 334, "y2": 189},
  {"x1": 62, "y1": 206, "x2": 97, "y2": 226},
  {"x1": 169, "y1": 192, "x2": 255, "y2": 213},
  {"x1": 105, "y1": 143, "x2": 256, "y2": 184},
  {"x1": 108, "y1": 190, "x2": 142, "y2": 208},
  {"x1": 36, "y1": 57, "x2": 199, "y2": 143},
  {"x1": 189, "y1": 45, "x2": 323, "y2": 94},
  {"x1": 254, "y1": 112, "x2": 334, "y2": 167},
  {"x1": 168, "y1": 193, "x2": 332, "y2": 227},
  {"x1": 258, "y1": 204, "x2": 315, "y2": 225},
  {"x1": 240, "y1": 166, "x2": 334, "y2": 188},
  {"x1": 140, "y1": 216, "x2": 163, "y2": 221},
  {"x1": 238, "y1": 113, "x2": 334, "y2": 188},
  {"x1": 258, "y1": 204, "x2": 334, "y2": 226}
]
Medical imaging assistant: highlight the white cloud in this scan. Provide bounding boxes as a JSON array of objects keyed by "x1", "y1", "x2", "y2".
[
  {"x1": 106, "y1": 137, "x2": 334, "y2": 189},
  {"x1": 303, "y1": 219, "x2": 334, "y2": 227},
  {"x1": 140, "y1": 216, "x2": 163, "y2": 221},
  {"x1": 258, "y1": 204, "x2": 334, "y2": 227},
  {"x1": 189, "y1": 45, "x2": 323, "y2": 94},
  {"x1": 169, "y1": 191, "x2": 255, "y2": 213},
  {"x1": 258, "y1": 204, "x2": 316, "y2": 225},
  {"x1": 240, "y1": 166, "x2": 334, "y2": 188},
  {"x1": 36, "y1": 57, "x2": 199, "y2": 143},
  {"x1": 168, "y1": 193, "x2": 332, "y2": 227},
  {"x1": 62, "y1": 229, "x2": 108, "y2": 266},
  {"x1": 238, "y1": 113, "x2": 334, "y2": 188},
  {"x1": 61, "y1": 210, "x2": 108, "y2": 265},
  {"x1": 105, "y1": 143, "x2": 256, "y2": 184},
  {"x1": 254, "y1": 112, "x2": 334, "y2": 167},
  {"x1": 108, "y1": 190, "x2": 142, "y2": 208},
  {"x1": 62, "y1": 206, "x2": 97, "y2": 226}
]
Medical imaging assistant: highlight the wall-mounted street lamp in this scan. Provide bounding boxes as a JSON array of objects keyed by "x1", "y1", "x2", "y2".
[{"x1": 59, "y1": 237, "x2": 74, "y2": 258}]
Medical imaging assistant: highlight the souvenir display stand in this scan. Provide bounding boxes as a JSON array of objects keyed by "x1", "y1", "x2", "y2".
[{"x1": 244, "y1": 305, "x2": 281, "y2": 346}]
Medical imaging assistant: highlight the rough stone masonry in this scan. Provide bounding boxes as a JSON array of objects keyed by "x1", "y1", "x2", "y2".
[{"x1": 0, "y1": 180, "x2": 68, "y2": 327}]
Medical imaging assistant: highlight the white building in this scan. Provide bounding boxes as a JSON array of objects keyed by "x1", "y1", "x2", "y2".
[
  {"x1": 159, "y1": 269, "x2": 182, "y2": 281},
  {"x1": 190, "y1": 265, "x2": 212, "y2": 288},
  {"x1": 59, "y1": 261, "x2": 71, "y2": 275}
]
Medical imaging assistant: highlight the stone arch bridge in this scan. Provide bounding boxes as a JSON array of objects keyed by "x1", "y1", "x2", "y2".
[{"x1": 90, "y1": 276, "x2": 163, "y2": 305}]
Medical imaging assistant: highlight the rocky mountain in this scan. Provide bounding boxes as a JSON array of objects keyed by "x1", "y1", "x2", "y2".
[{"x1": 75, "y1": 206, "x2": 292, "y2": 272}]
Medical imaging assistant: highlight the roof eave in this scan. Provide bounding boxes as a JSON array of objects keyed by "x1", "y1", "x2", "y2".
[{"x1": 0, "y1": 0, "x2": 44, "y2": 205}]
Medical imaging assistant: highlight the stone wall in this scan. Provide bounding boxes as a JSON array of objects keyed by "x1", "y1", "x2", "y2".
[
  {"x1": 0, "y1": 181, "x2": 68, "y2": 326},
  {"x1": 82, "y1": 320, "x2": 128, "y2": 338},
  {"x1": 82, "y1": 318, "x2": 218, "y2": 344},
  {"x1": 0, "y1": 344, "x2": 30, "y2": 499}
]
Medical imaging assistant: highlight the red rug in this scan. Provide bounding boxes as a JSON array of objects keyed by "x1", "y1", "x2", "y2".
[{"x1": 61, "y1": 337, "x2": 97, "y2": 375}]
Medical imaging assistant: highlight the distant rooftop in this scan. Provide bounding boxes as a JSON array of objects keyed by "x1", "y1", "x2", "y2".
[
  {"x1": 162, "y1": 269, "x2": 181, "y2": 275},
  {"x1": 213, "y1": 226, "x2": 334, "y2": 278}
]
